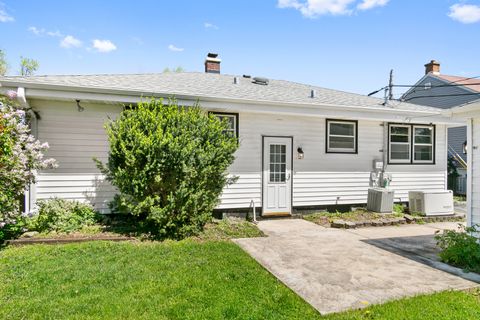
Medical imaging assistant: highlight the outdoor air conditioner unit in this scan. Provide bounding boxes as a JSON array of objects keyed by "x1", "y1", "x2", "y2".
[
  {"x1": 367, "y1": 188, "x2": 394, "y2": 213},
  {"x1": 408, "y1": 190, "x2": 454, "y2": 216}
]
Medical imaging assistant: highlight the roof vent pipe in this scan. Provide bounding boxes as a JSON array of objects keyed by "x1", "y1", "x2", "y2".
[
  {"x1": 233, "y1": 76, "x2": 239, "y2": 84},
  {"x1": 310, "y1": 89, "x2": 316, "y2": 98}
]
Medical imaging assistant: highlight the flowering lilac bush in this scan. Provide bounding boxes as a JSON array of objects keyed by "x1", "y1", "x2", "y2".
[{"x1": 0, "y1": 95, "x2": 56, "y2": 241}]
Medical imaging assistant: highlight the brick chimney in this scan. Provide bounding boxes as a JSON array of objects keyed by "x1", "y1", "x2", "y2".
[
  {"x1": 205, "y1": 53, "x2": 221, "y2": 74},
  {"x1": 425, "y1": 60, "x2": 440, "y2": 75}
]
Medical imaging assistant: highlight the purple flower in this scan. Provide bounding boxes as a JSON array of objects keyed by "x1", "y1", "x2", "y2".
[{"x1": 6, "y1": 90, "x2": 17, "y2": 100}]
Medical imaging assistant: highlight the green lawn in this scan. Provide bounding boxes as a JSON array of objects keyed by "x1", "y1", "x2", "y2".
[
  {"x1": 0, "y1": 241, "x2": 318, "y2": 320},
  {"x1": 1, "y1": 241, "x2": 479, "y2": 320}
]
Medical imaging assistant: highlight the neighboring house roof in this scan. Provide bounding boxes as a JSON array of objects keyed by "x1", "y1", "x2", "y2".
[
  {"x1": 0, "y1": 72, "x2": 441, "y2": 113},
  {"x1": 401, "y1": 73, "x2": 480, "y2": 109},
  {"x1": 435, "y1": 74, "x2": 480, "y2": 93},
  {"x1": 401, "y1": 72, "x2": 478, "y2": 164}
]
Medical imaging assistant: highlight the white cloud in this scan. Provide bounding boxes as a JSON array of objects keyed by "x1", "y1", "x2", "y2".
[
  {"x1": 278, "y1": 0, "x2": 388, "y2": 17},
  {"x1": 204, "y1": 22, "x2": 219, "y2": 29},
  {"x1": 46, "y1": 30, "x2": 62, "y2": 37},
  {"x1": 28, "y1": 26, "x2": 43, "y2": 35},
  {"x1": 0, "y1": 5, "x2": 14, "y2": 22},
  {"x1": 168, "y1": 44, "x2": 184, "y2": 52},
  {"x1": 92, "y1": 39, "x2": 117, "y2": 53},
  {"x1": 60, "y1": 35, "x2": 83, "y2": 48},
  {"x1": 448, "y1": 4, "x2": 480, "y2": 24},
  {"x1": 357, "y1": 0, "x2": 388, "y2": 10},
  {"x1": 278, "y1": 0, "x2": 356, "y2": 17},
  {"x1": 28, "y1": 26, "x2": 63, "y2": 37}
]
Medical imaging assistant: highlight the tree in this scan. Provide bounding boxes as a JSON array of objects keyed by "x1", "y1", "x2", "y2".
[
  {"x1": 0, "y1": 50, "x2": 7, "y2": 76},
  {"x1": 163, "y1": 66, "x2": 184, "y2": 73},
  {"x1": 20, "y1": 56, "x2": 39, "y2": 76},
  {"x1": 96, "y1": 98, "x2": 238, "y2": 239},
  {"x1": 0, "y1": 95, "x2": 56, "y2": 241}
]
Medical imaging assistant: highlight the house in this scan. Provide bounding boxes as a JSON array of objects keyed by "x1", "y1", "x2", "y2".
[
  {"x1": 0, "y1": 54, "x2": 463, "y2": 216},
  {"x1": 448, "y1": 101, "x2": 480, "y2": 228},
  {"x1": 401, "y1": 60, "x2": 480, "y2": 194}
]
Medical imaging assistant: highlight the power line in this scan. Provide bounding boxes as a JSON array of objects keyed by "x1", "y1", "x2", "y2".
[
  {"x1": 403, "y1": 92, "x2": 480, "y2": 102},
  {"x1": 367, "y1": 76, "x2": 480, "y2": 97},
  {"x1": 446, "y1": 74, "x2": 480, "y2": 84},
  {"x1": 393, "y1": 82, "x2": 480, "y2": 88}
]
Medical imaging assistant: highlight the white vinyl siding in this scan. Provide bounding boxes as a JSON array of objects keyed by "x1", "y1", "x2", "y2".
[
  {"x1": 224, "y1": 112, "x2": 447, "y2": 208},
  {"x1": 31, "y1": 99, "x2": 448, "y2": 212},
  {"x1": 387, "y1": 172, "x2": 446, "y2": 202},
  {"x1": 326, "y1": 120, "x2": 356, "y2": 153},
  {"x1": 33, "y1": 100, "x2": 122, "y2": 213}
]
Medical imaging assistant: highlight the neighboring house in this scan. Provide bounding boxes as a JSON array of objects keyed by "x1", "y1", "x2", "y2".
[
  {"x1": 401, "y1": 60, "x2": 480, "y2": 194},
  {"x1": 0, "y1": 54, "x2": 462, "y2": 216},
  {"x1": 449, "y1": 101, "x2": 480, "y2": 229}
]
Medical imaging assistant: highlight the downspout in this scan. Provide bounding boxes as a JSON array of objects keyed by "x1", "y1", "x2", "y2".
[
  {"x1": 445, "y1": 125, "x2": 448, "y2": 191},
  {"x1": 16, "y1": 87, "x2": 37, "y2": 213},
  {"x1": 466, "y1": 118, "x2": 473, "y2": 227},
  {"x1": 382, "y1": 121, "x2": 389, "y2": 186}
]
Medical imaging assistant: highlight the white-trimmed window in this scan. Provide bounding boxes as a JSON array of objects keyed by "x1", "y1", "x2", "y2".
[
  {"x1": 413, "y1": 125, "x2": 434, "y2": 163},
  {"x1": 326, "y1": 120, "x2": 357, "y2": 153},
  {"x1": 389, "y1": 125, "x2": 411, "y2": 163},
  {"x1": 209, "y1": 112, "x2": 239, "y2": 138},
  {"x1": 388, "y1": 124, "x2": 435, "y2": 164}
]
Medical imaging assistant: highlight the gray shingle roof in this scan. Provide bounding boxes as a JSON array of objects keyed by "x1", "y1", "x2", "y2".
[{"x1": 0, "y1": 72, "x2": 440, "y2": 112}]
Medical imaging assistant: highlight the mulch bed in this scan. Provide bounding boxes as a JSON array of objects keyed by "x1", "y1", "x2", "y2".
[
  {"x1": 6, "y1": 234, "x2": 136, "y2": 246},
  {"x1": 330, "y1": 213, "x2": 465, "y2": 229}
]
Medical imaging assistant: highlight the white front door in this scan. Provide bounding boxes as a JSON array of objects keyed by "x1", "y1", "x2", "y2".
[{"x1": 263, "y1": 137, "x2": 292, "y2": 216}]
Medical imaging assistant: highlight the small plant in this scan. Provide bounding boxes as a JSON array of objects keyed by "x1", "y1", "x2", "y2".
[
  {"x1": 393, "y1": 203, "x2": 405, "y2": 214},
  {"x1": 29, "y1": 198, "x2": 99, "y2": 234},
  {"x1": 435, "y1": 224, "x2": 480, "y2": 273}
]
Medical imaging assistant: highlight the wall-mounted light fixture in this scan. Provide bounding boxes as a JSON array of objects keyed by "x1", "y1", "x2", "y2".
[
  {"x1": 297, "y1": 147, "x2": 304, "y2": 160},
  {"x1": 463, "y1": 141, "x2": 467, "y2": 154},
  {"x1": 76, "y1": 99, "x2": 85, "y2": 112}
]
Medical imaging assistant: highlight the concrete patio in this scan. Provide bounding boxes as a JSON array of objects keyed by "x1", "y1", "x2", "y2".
[{"x1": 234, "y1": 220, "x2": 480, "y2": 315}]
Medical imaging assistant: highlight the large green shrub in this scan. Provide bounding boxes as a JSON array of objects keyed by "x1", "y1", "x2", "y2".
[
  {"x1": 29, "y1": 198, "x2": 99, "y2": 234},
  {"x1": 96, "y1": 99, "x2": 238, "y2": 239},
  {"x1": 435, "y1": 224, "x2": 480, "y2": 273}
]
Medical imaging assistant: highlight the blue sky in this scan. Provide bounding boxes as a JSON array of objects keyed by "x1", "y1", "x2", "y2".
[{"x1": 1, "y1": 0, "x2": 479, "y2": 97}]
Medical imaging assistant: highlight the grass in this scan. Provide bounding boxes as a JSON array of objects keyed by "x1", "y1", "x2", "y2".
[
  {"x1": 303, "y1": 208, "x2": 404, "y2": 227},
  {"x1": 194, "y1": 218, "x2": 265, "y2": 241},
  {"x1": 0, "y1": 241, "x2": 319, "y2": 320},
  {"x1": 454, "y1": 195, "x2": 467, "y2": 202},
  {"x1": 324, "y1": 289, "x2": 480, "y2": 320},
  {"x1": 1, "y1": 241, "x2": 479, "y2": 319}
]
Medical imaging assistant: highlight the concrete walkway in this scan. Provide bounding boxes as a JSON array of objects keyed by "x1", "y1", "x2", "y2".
[{"x1": 234, "y1": 220, "x2": 479, "y2": 315}]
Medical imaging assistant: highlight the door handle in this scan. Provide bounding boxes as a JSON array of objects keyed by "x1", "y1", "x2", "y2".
[{"x1": 286, "y1": 173, "x2": 291, "y2": 181}]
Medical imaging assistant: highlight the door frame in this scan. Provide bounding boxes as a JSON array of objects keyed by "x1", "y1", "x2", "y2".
[{"x1": 261, "y1": 135, "x2": 294, "y2": 216}]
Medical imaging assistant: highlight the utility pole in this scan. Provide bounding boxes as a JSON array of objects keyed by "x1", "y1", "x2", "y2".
[{"x1": 388, "y1": 69, "x2": 394, "y2": 100}]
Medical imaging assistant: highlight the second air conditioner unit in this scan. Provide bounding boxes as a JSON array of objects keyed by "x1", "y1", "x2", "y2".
[{"x1": 408, "y1": 190, "x2": 454, "y2": 216}]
